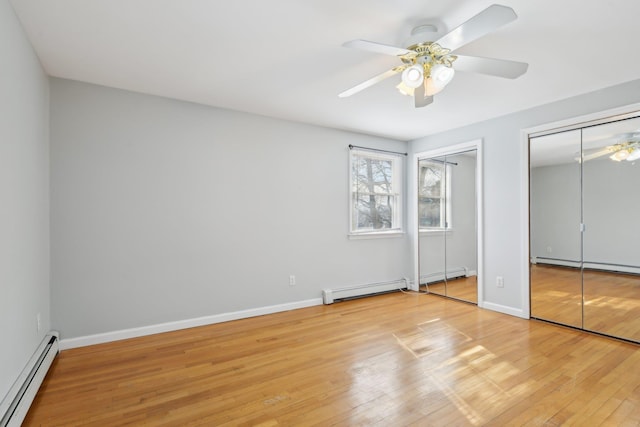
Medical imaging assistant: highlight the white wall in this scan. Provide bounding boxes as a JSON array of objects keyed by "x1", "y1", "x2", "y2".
[
  {"x1": 583, "y1": 156, "x2": 640, "y2": 267},
  {"x1": 50, "y1": 78, "x2": 410, "y2": 339},
  {"x1": 410, "y1": 79, "x2": 640, "y2": 316},
  {"x1": 0, "y1": 0, "x2": 50, "y2": 402}
]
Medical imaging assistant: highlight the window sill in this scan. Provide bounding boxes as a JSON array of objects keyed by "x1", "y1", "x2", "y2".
[
  {"x1": 349, "y1": 231, "x2": 405, "y2": 240},
  {"x1": 419, "y1": 228, "x2": 454, "y2": 236}
]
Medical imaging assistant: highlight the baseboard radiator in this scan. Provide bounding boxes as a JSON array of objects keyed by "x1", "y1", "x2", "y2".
[
  {"x1": 532, "y1": 257, "x2": 640, "y2": 275},
  {"x1": 420, "y1": 266, "x2": 469, "y2": 285},
  {"x1": 322, "y1": 279, "x2": 408, "y2": 304},
  {"x1": 0, "y1": 332, "x2": 59, "y2": 427}
]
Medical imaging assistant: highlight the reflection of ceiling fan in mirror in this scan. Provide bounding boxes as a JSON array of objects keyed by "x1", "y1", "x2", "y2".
[
  {"x1": 581, "y1": 132, "x2": 640, "y2": 163},
  {"x1": 338, "y1": 4, "x2": 528, "y2": 108}
]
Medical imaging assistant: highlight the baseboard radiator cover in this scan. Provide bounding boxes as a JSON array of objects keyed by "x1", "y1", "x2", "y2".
[
  {"x1": 420, "y1": 267, "x2": 469, "y2": 285},
  {"x1": 532, "y1": 257, "x2": 640, "y2": 275},
  {"x1": 0, "y1": 332, "x2": 59, "y2": 427},
  {"x1": 322, "y1": 279, "x2": 408, "y2": 304}
]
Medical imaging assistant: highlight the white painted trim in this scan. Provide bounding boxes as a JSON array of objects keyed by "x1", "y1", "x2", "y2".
[
  {"x1": 409, "y1": 154, "x2": 420, "y2": 291},
  {"x1": 525, "y1": 102, "x2": 640, "y2": 137},
  {"x1": 520, "y1": 128, "x2": 531, "y2": 319},
  {"x1": 413, "y1": 139, "x2": 484, "y2": 304},
  {"x1": 348, "y1": 231, "x2": 404, "y2": 240},
  {"x1": 521, "y1": 102, "x2": 640, "y2": 320},
  {"x1": 482, "y1": 302, "x2": 527, "y2": 319},
  {"x1": 59, "y1": 298, "x2": 323, "y2": 350},
  {"x1": 476, "y1": 140, "x2": 484, "y2": 306}
]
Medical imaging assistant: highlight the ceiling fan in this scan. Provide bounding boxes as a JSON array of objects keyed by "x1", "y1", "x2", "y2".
[
  {"x1": 580, "y1": 132, "x2": 640, "y2": 163},
  {"x1": 338, "y1": 4, "x2": 528, "y2": 108}
]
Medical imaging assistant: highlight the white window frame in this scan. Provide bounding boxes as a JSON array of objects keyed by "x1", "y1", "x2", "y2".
[
  {"x1": 349, "y1": 149, "x2": 403, "y2": 237},
  {"x1": 418, "y1": 160, "x2": 452, "y2": 232}
]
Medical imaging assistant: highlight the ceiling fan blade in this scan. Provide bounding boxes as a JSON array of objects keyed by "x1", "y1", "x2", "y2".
[
  {"x1": 338, "y1": 68, "x2": 400, "y2": 98},
  {"x1": 454, "y1": 55, "x2": 528, "y2": 79},
  {"x1": 343, "y1": 39, "x2": 412, "y2": 57},
  {"x1": 580, "y1": 147, "x2": 614, "y2": 162},
  {"x1": 435, "y1": 4, "x2": 517, "y2": 52},
  {"x1": 414, "y1": 83, "x2": 433, "y2": 108}
]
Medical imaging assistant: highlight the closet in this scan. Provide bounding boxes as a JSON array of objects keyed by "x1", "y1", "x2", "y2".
[
  {"x1": 417, "y1": 146, "x2": 479, "y2": 304},
  {"x1": 529, "y1": 114, "x2": 640, "y2": 343}
]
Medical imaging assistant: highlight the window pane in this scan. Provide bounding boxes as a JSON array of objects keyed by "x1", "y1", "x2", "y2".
[
  {"x1": 419, "y1": 197, "x2": 441, "y2": 228},
  {"x1": 350, "y1": 150, "x2": 402, "y2": 234},
  {"x1": 353, "y1": 194, "x2": 394, "y2": 230},
  {"x1": 419, "y1": 163, "x2": 442, "y2": 197},
  {"x1": 418, "y1": 160, "x2": 453, "y2": 230},
  {"x1": 353, "y1": 157, "x2": 393, "y2": 194}
]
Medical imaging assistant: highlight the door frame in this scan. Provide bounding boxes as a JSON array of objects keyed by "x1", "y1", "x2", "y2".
[{"x1": 520, "y1": 102, "x2": 640, "y2": 318}]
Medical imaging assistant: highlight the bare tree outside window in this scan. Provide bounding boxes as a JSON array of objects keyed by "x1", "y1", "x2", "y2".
[
  {"x1": 418, "y1": 160, "x2": 451, "y2": 229},
  {"x1": 350, "y1": 151, "x2": 402, "y2": 233}
]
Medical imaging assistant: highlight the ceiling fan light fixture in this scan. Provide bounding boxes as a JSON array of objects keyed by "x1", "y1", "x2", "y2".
[
  {"x1": 396, "y1": 82, "x2": 415, "y2": 97},
  {"x1": 626, "y1": 147, "x2": 640, "y2": 161},
  {"x1": 610, "y1": 149, "x2": 630, "y2": 162},
  {"x1": 431, "y1": 63, "x2": 455, "y2": 87},
  {"x1": 424, "y1": 77, "x2": 444, "y2": 96},
  {"x1": 401, "y1": 65, "x2": 424, "y2": 88}
]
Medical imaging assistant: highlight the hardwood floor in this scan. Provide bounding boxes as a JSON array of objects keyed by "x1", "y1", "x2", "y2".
[
  {"x1": 530, "y1": 264, "x2": 583, "y2": 328},
  {"x1": 531, "y1": 264, "x2": 640, "y2": 342},
  {"x1": 25, "y1": 292, "x2": 640, "y2": 426},
  {"x1": 583, "y1": 269, "x2": 640, "y2": 342},
  {"x1": 426, "y1": 276, "x2": 478, "y2": 303}
]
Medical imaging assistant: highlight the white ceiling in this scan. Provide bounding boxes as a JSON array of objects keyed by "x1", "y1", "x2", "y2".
[
  {"x1": 10, "y1": 0, "x2": 640, "y2": 141},
  {"x1": 531, "y1": 115, "x2": 640, "y2": 167}
]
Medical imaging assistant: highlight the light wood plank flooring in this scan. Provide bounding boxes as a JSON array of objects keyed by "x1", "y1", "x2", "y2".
[
  {"x1": 531, "y1": 264, "x2": 640, "y2": 341},
  {"x1": 25, "y1": 292, "x2": 640, "y2": 426},
  {"x1": 425, "y1": 276, "x2": 478, "y2": 303}
]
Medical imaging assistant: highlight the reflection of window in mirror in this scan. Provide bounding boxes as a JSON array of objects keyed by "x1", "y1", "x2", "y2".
[{"x1": 418, "y1": 160, "x2": 451, "y2": 230}]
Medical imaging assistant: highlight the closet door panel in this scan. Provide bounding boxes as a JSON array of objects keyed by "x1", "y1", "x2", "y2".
[
  {"x1": 529, "y1": 130, "x2": 582, "y2": 328},
  {"x1": 418, "y1": 156, "x2": 447, "y2": 295},
  {"x1": 444, "y1": 151, "x2": 477, "y2": 303},
  {"x1": 582, "y1": 117, "x2": 640, "y2": 342}
]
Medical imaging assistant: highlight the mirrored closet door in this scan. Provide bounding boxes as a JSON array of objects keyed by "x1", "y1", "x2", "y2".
[
  {"x1": 530, "y1": 114, "x2": 640, "y2": 343},
  {"x1": 418, "y1": 149, "x2": 478, "y2": 304}
]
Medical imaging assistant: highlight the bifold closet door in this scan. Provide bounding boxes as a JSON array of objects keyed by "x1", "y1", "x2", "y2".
[
  {"x1": 582, "y1": 117, "x2": 640, "y2": 342},
  {"x1": 444, "y1": 151, "x2": 477, "y2": 303},
  {"x1": 529, "y1": 130, "x2": 583, "y2": 328},
  {"x1": 418, "y1": 156, "x2": 447, "y2": 296}
]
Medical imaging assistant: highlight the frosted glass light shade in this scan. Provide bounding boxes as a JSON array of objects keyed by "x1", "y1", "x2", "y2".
[
  {"x1": 401, "y1": 65, "x2": 424, "y2": 89},
  {"x1": 626, "y1": 147, "x2": 640, "y2": 161}
]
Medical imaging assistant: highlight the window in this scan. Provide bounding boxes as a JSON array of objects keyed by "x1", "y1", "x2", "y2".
[
  {"x1": 418, "y1": 160, "x2": 451, "y2": 230},
  {"x1": 350, "y1": 150, "x2": 403, "y2": 234}
]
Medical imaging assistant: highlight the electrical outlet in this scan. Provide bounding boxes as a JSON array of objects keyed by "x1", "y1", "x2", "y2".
[
  {"x1": 36, "y1": 313, "x2": 41, "y2": 332},
  {"x1": 289, "y1": 275, "x2": 296, "y2": 286},
  {"x1": 496, "y1": 276, "x2": 504, "y2": 288}
]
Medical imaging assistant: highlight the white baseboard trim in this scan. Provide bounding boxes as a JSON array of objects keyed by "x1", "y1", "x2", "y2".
[
  {"x1": 59, "y1": 298, "x2": 323, "y2": 350},
  {"x1": 481, "y1": 301, "x2": 528, "y2": 319}
]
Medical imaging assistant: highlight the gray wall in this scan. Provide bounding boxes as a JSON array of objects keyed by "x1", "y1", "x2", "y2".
[
  {"x1": 530, "y1": 163, "x2": 581, "y2": 262},
  {"x1": 410, "y1": 79, "x2": 640, "y2": 315},
  {"x1": 531, "y1": 157, "x2": 640, "y2": 267},
  {"x1": 50, "y1": 78, "x2": 410, "y2": 339},
  {"x1": 0, "y1": 0, "x2": 50, "y2": 401}
]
